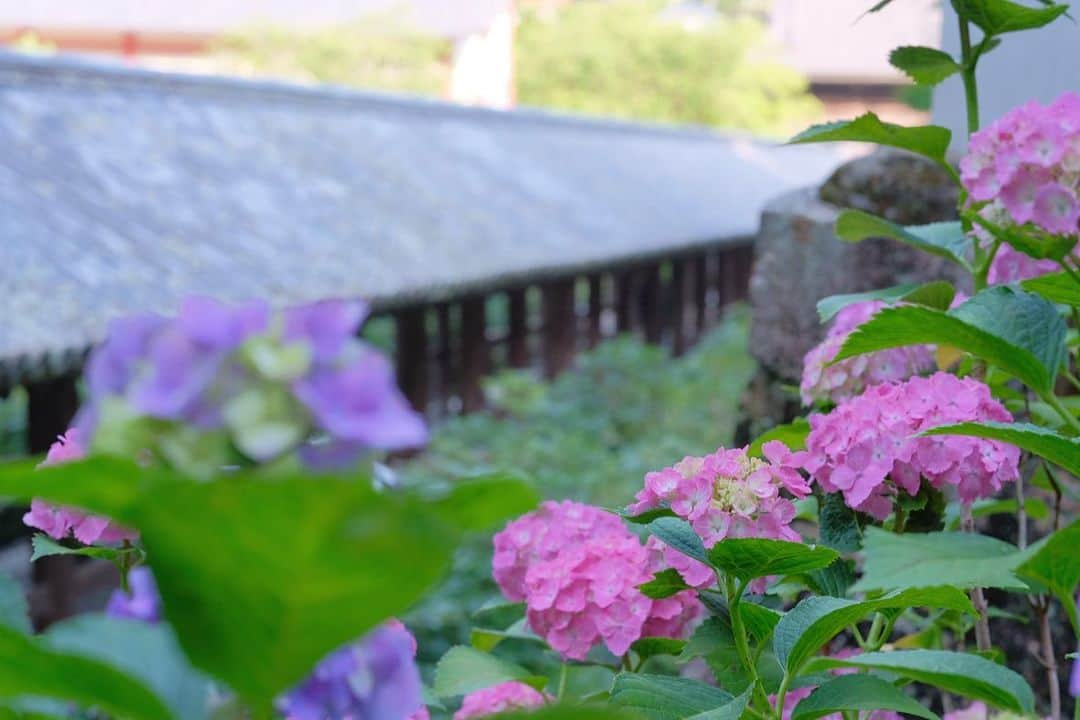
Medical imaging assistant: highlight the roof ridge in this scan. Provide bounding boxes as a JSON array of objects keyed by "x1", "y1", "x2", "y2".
[{"x1": 0, "y1": 49, "x2": 764, "y2": 144}]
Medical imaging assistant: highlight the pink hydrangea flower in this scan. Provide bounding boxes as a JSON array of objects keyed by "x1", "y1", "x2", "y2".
[
  {"x1": 22, "y1": 429, "x2": 136, "y2": 545},
  {"x1": 454, "y1": 682, "x2": 548, "y2": 719},
  {"x1": 961, "y1": 92, "x2": 1080, "y2": 280},
  {"x1": 800, "y1": 373, "x2": 1020, "y2": 518},
  {"x1": 987, "y1": 244, "x2": 1059, "y2": 284},
  {"x1": 492, "y1": 501, "x2": 701, "y2": 661},
  {"x1": 801, "y1": 301, "x2": 935, "y2": 406},
  {"x1": 943, "y1": 703, "x2": 988, "y2": 720}
]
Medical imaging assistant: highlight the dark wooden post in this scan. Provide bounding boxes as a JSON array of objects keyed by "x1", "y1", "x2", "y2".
[
  {"x1": 719, "y1": 247, "x2": 739, "y2": 308},
  {"x1": 26, "y1": 374, "x2": 80, "y2": 630},
  {"x1": 736, "y1": 243, "x2": 755, "y2": 300},
  {"x1": 506, "y1": 288, "x2": 530, "y2": 369},
  {"x1": 616, "y1": 267, "x2": 639, "y2": 335},
  {"x1": 587, "y1": 274, "x2": 603, "y2": 348},
  {"x1": 394, "y1": 306, "x2": 428, "y2": 414},
  {"x1": 542, "y1": 278, "x2": 577, "y2": 379},
  {"x1": 694, "y1": 251, "x2": 710, "y2": 335},
  {"x1": 640, "y1": 262, "x2": 664, "y2": 346},
  {"x1": 672, "y1": 257, "x2": 691, "y2": 356},
  {"x1": 460, "y1": 296, "x2": 489, "y2": 413},
  {"x1": 435, "y1": 303, "x2": 456, "y2": 415}
]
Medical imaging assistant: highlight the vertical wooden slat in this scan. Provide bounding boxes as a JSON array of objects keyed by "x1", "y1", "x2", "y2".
[
  {"x1": 736, "y1": 243, "x2": 755, "y2": 300},
  {"x1": 587, "y1": 274, "x2": 603, "y2": 348},
  {"x1": 435, "y1": 302, "x2": 455, "y2": 414},
  {"x1": 641, "y1": 262, "x2": 664, "y2": 346},
  {"x1": 694, "y1": 251, "x2": 709, "y2": 336},
  {"x1": 718, "y1": 247, "x2": 739, "y2": 308},
  {"x1": 26, "y1": 374, "x2": 80, "y2": 630},
  {"x1": 507, "y1": 288, "x2": 530, "y2": 369},
  {"x1": 394, "y1": 306, "x2": 428, "y2": 413},
  {"x1": 672, "y1": 257, "x2": 691, "y2": 356},
  {"x1": 542, "y1": 278, "x2": 577, "y2": 379},
  {"x1": 616, "y1": 267, "x2": 639, "y2": 335},
  {"x1": 460, "y1": 296, "x2": 488, "y2": 413}
]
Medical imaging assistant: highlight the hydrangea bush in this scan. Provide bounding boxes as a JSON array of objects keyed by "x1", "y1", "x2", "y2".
[{"x1": 1, "y1": 2, "x2": 1080, "y2": 720}]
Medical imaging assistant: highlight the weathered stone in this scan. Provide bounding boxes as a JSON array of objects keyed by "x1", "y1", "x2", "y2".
[{"x1": 748, "y1": 150, "x2": 964, "y2": 381}]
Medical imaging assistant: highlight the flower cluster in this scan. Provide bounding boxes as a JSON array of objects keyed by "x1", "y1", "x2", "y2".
[
  {"x1": 629, "y1": 443, "x2": 810, "y2": 550},
  {"x1": 23, "y1": 429, "x2": 136, "y2": 545},
  {"x1": 800, "y1": 301, "x2": 935, "y2": 406},
  {"x1": 77, "y1": 295, "x2": 426, "y2": 474},
  {"x1": 962, "y1": 92, "x2": 1080, "y2": 233},
  {"x1": 986, "y1": 244, "x2": 1059, "y2": 284},
  {"x1": 801, "y1": 372, "x2": 1020, "y2": 518},
  {"x1": 492, "y1": 501, "x2": 701, "y2": 661},
  {"x1": 277, "y1": 619, "x2": 427, "y2": 720},
  {"x1": 454, "y1": 682, "x2": 548, "y2": 719}
]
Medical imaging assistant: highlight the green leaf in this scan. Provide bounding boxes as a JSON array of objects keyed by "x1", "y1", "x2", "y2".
[
  {"x1": 836, "y1": 287, "x2": 1067, "y2": 394},
  {"x1": 707, "y1": 539, "x2": 837, "y2": 582},
  {"x1": 889, "y1": 46, "x2": 960, "y2": 86},
  {"x1": 434, "y1": 646, "x2": 543, "y2": 697},
  {"x1": 469, "y1": 618, "x2": 541, "y2": 652},
  {"x1": 1016, "y1": 519, "x2": 1080, "y2": 636},
  {"x1": 807, "y1": 649, "x2": 1034, "y2": 713},
  {"x1": 631, "y1": 637, "x2": 688, "y2": 662},
  {"x1": 687, "y1": 689, "x2": 752, "y2": 720},
  {"x1": 30, "y1": 534, "x2": 137, "y2": 563},
  {"x1": 0, "y1": 573, "x2": 28, "y2": 635},
  {"x1": 818, "y1": 493, "x2": 861, "y2": 552},
  {"x1": 922, "y1": 421, "x2": 1080, "y2": 477},
  {"x1": 852, "y1": 527, "x2": 1029, "y2": 593},
  {"x1": 639, "y1": 568, "x2": 692, "y2": 599},
  {"x1": 816, "y1": 282, "x2": 957, "y2": 323},
  {"x1": 430, "y1": 473, "x2": 540, "y2": 532},
  {"x1": 646, "y1": 517, "x2": 708, "y2": 565},
  {"x1": 952, "y1": 0, "x2": 1068, "y2": 34},
  {"x1": 748, "y1": 419, "x2": 810, "y2": 456},
  {"x1": 773, "y1": 586, "x2": 975, "y2": 673},
  {"x1": 609, "y1": 673, "x2": 733, "y2": 720},
  {"x1": 796, "y1": 559, "x2": 856, "y2": 598},
  {"x1": 1022, "y1": 272, "x2": 1080, "y2": 307},
  {"x1": 0, "y1": 623, "x2": 173, "y2": 719},
  {"x1": 0, "y1": 459, "x2": 461, "y2": 713},
  {"x1": 621, "y1": 507, "x2": 677, "y2": 524},
  {"x1": 44, "y1": 615, "x2": 213, "y2": 720},
  {"x1": 740, "y1": 603, "x2": 783, "y2": 643},
  {"x1": 835, "y1": 212, "x2": 972, "y2": 269},
  {"x1": 789, "y1": 113, "x2": 953, "y2": 168},
  {"x1": 790, "y1": 674, "x2": 940, "y2": 720}
]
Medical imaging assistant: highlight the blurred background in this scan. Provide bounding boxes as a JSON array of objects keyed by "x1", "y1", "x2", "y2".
[{"x1": 0, "y1": 0, "x2": 943, "y2": 131}]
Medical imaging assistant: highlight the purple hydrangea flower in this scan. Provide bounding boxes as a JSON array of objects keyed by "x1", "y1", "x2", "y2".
[
  {"x1": 293, "y1": 350, "x2": 427, "y2": 451},
  {"x1": 85, "y1": 313, "x2": 165, "y2": 396},
  {"x1": 284, "y1": 300, "x2": 368, "y2": 364},
  {"x1": 106, "y1": 567, "x2": 161, "y2": 624},
  {"x1": 277, "y1": 621, "x2": 425, "y2": 720}
]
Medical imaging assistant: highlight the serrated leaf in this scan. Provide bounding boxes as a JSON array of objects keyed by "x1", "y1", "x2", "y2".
[
  {"x1": 639, "y1": 568, "x2": 692, "y2": 599},
  {"x1": 922, "y1": 421, "x2": 1080, "y2": 477},
  {"x1": 773, "y1": 587, "x2": 974, "y2": 673},
  {"x1": 0, "y1": 572, "x2": 28, "y2": 635},
  {"x1": 816, "y1": 282, "x2": 956, "y2": 324},
  {"x1": 0, "y1": 623, "x2": 173, "y2": 719},
  {"x1": 708, "y1": 539, "x2": 837, "y2": 582},
  {"x1": 1022, "y1": 272, "x2": 1080, "y2": 306},
  {"x1": 1015, "y1": 519, "x2": 1080, "y2": 636},
  {"x1": 740, "y1": 603, "x2": 782, "y2": 643},
  {"x1": 748, "y1": 420, "x2": 810, "y2": 456},
  {"x1": 29, "y1": 534, "x2": 135, "y2": 563},
  {"x1": 434, "y1": 646, "x2": 543, "y2": 697},
  {"x1": 646, "y1": 517, "x2": 708, "y2": 565},
  {"x1": 889, "y1": 46, "x2": 961, "y2": 86},
  {"x1": 609, "y1": 673, "x2": 733, "y2": 720},
  {"x1": 631, "y1": 637, "x2": 688, "y2": 662},
  {"x1": 851, "y1": 527, "x2": 1029, "y2": 593},
  {"x1": 621, "y1": 507, "x2": 677, "y2": 524},
  {"x1": 952, "y1": 0, "x2": 1068, "y2": 34},
  {"x1": 836, "y1": 287, "x2": 1067, "y2": 394},
  {"x1": 818, "y1": 493, "x2": 861, "y2": 552},
  {"x1": 835, "y1": 212, "x2": 972, "y2": 269},
  {"x1": 791, "y1": 674, "x2": 939, "y2": 720},
  {"x1": 44, "y1": 615, "x2": 213, "y2": 720},
  {"x1": 687, "y1": 688, "x2": 751, "y2": 720},
  {"x1": 789, "y1": 113, "x2": 953, "y2": 168},
  {"x1": 807, "y1": 649, "x2": 1034, "y2": 713}
]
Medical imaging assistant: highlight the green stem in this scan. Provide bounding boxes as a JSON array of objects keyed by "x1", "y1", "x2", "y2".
[
  {"x1": 892, "y1": 507, "x2": 909, "y2": 535},
  {"x1": 557, "y1": 662, "x2": 569, "y2": 699},
  {"x1": 773, "y1": 673, "x2": 792, "y2": 720},
  {"x1": 958, "y1": 18, "x2": 980, "y2": 135},
  {"x1": 973, "y1": 239, "x2": 1001, "y2": 292},
  {"x1": 726, "y1": 575, "x2": 771, "y2": 713}
]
